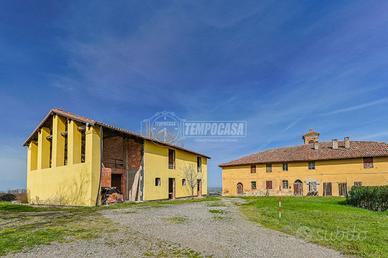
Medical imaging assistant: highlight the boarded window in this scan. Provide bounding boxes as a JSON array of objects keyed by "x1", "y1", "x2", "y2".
[
  {"x1": 282, "y1": 180, "x2": 289, "y2": 189},
  {"x1": 354, "y1": 181, "x2": 362, "y2": 187},
  {"x1": 155, "y1": 178, "x2": 161, "y2": 186},
  {"x1": 363, "y1": 157, "x2": 373, "y2": 169},
  {"x1": 266, "y1": 163, "x2": 272, "y2": 173},
  {"x1": 182, "y1": 179, "x2": 186, "y2": 186},
  {"x1": 251, "y1": 164, "x2": 256, "y2": 173},
  {"x1": 338, "y1": 183, "x2": 347, "y2": 196},
  {"x1": 282, "y1": 163, "x2": 288, "y2": 171},
  {"x1": 251, "y1": 181, "x2": 257, "y2": 190},
  {"x1": 197, "y1": 157, "x2": 202, "y2": 172},
  {"x1": 266, "y1": 181, "x2": 272, "y2": 190},
  {"x1": 308, "y1": 161, "x2": 315, "y2": 170},
  {"x1": 323, "y1": 182, "x2": 332, "y2": 196},
  {"x1": 168, "y1": 149, "x2": 175, "y2": 169}
]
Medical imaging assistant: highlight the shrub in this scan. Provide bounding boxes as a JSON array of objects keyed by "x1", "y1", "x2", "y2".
[
  {"x1": 347, "y1": 185, "x2": 388, "y2": 211},
  {"x1": 0, "y1": 193, "x2": 16, "y2": 202}
]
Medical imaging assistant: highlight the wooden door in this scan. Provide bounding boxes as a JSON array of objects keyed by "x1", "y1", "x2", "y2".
[
  {"x1": 338, "y1": 183, "x2": 347, "y2": 196},
  {"x1": 293, "y1": 180, "x2": 303, "y2": 196},
  {"x1": 197, "y1": 179, "x2": 202, "y2": 197},
  {"x1": 323, "y1": 182, "x2": 332, "y2": 196},
  {"x1": 168, "y1": 178, "x2": 175, "y2": 199},
  {"x1": 237, "y1": 183, "x2": 243, "y2": 195}
]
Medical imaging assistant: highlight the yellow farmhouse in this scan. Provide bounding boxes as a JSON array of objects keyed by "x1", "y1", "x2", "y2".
[
  {"x1": 24, "y1": 109, "x2": 209, "y2": 206},
  {"x1": 220, "y1": 129, "x2": 388, "y2": 197}
]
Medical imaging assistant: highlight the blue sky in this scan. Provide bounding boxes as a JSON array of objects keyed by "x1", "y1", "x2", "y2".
[{"x1": 1, "y1": 1, "x2": 388, "y2": 190}]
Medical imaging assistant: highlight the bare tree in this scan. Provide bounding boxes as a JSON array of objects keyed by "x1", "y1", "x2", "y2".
[{"x1": 183, "y1": 164, "x2": 201, "y2": 198}]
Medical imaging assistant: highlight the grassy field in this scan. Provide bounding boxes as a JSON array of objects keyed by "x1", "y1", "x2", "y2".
[
  {"x1": 240, "y1": 197, "x2": 388, "y2": 258},
  {"x1": 0, "y1": 196, "x2": 219, "y2": 256}
]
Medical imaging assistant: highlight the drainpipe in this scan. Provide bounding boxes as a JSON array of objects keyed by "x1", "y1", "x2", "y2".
[{"x1": 95, "y1": 126, "x2": 103, "y2": 206}]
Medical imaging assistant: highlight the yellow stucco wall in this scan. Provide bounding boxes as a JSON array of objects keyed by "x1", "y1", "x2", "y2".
[
  {"x1": 26, "y1": 113, "x2": 209, "y2": 205},
  {"x1": 222, "y1": 157, "x2": 388, "y2": 196},
  {"x1": 143, "y1": 141, "x2": 208, "y2": 201},
  {"x1": 26, "y1": 116, "x2": 101, "y2": 206}
]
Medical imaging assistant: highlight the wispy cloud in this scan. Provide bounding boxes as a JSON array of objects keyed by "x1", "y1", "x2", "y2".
[{"x1": 322, "y1": 98, "x2": 388, "y2": 116}]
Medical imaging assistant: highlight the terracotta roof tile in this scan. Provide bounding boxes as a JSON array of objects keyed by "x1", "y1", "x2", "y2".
[{"x1": 220, "y1": 141, "x2": 388, "y2": 167}]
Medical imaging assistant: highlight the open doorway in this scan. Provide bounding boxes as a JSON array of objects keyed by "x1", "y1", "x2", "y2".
[
  {"x1": 111, "y1": 174, "x2": 122, "y2": 192},
  {"x1": 168, "y1": 178, "x2": 175, "y2": 199},
  {"x1": 197, "y1": 179, "x2": 202, "y2": 197}
]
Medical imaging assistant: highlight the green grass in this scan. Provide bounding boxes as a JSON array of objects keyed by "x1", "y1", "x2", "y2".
[
  {"x1": 0, "y1": 197, "x2": 218, "y2": 256},
  {"x1": 0, "y1": 202, "x2": 115, "y2": 256},
  {"x1": 240, "y1": 197, "x2": 388, "y2": 258}
]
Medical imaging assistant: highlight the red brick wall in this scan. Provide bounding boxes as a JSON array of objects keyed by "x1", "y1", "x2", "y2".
[
  {"x1": 102, "y1": 136, "x2": 143, "y2": 201},
  {"x1": 103, "y1": 136, "x2": 124, "y2": 166},
  {"x1": 127, "y1": 138, "x2": 142, "y2": 170},
  {"x1": 101, "y1": 168, "x2": 112, "y2": 188}
]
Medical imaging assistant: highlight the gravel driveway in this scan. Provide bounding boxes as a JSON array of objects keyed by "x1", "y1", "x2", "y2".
[{"x1": 7, "y1": 198, "x2": 343, "y2": 257}]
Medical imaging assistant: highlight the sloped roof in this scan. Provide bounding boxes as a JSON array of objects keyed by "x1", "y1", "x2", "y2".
[
  {"x1": 220, "y1": 141, "x2": 388, "y2": 167},
  {"x1": 23, "y1": 108, "x2": 210, "y2": 159}
]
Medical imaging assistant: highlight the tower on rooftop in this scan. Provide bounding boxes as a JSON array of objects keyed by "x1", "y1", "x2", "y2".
[{"x1": 303, "y1": 129, "x2": 320, "y2": 144}]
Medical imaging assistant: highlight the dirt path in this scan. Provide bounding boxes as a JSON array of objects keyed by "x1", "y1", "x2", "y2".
[{"x1": 7, "y1": 198, "x2": 343, "y2": 257}]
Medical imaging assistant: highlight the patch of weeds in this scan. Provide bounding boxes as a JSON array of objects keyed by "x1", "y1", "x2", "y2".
[
  {"x1": 165, "y1": 215, "x2": 188, "y2": 224},
  {"x1": 105, "y1": 196, "x2": 220, "y2": 210},
  {"x1": 144, "y1": 245, "x2": 205, "y2": 258},
  {"x1": 206, "y1": 201, "x2": 226, "y2": 207},
  {"x1": 208, "y1": 209, "x2": 226, "y2": 214}
]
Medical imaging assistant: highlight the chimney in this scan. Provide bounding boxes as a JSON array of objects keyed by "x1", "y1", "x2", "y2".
[
  {"x1": 332, "y1": 139, "x2": 338, "y2": 149},
  {"x1": 313, "y1": 142, "x2": 319, "y2": 150},
  {"x1": 344, "y1": 137, "x2": 350, "y2": 149}
]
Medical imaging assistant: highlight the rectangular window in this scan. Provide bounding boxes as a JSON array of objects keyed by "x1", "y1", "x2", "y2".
[
  {"x1": 182, "y1": 179, "x2": 186, "y2": 186},
  {"x1": 282, "y1": 180, "x2": 288, "y2": 189},
  {"x1": 266, "y1": 163, "x2": 272, "y2": 173},
  {"x1": 354, "y1": 181, "x2": 362, "y2": 187},
  {"x1": 363, "y1": 157, "x2": 373, "y2": 169},
  {"x1": 197, "y1": 157, "x2": 202, "y2": 172},
  {"x1": 251, "y1": 181, "x2": 257, "y2": 190},
  {"x1": 338, "y1": 183, "x2": 347, "y2": 196},
  {"x1": 323, "y1": 182, "x2": 332, "y2": 196},
  {"x1": 168, "y1": 149, "x2": 175, "y2": 169},
  {"x1": 155, "y1": 178, "x2": 161, "y2": 186},
  {"x1": 282, "y1": 163, "x2": 288, "y2": 171},
  {"x1": 308, "y1": 161, "x2": 315, "y2": 170},
  {"x1": 251, "y1": 164, "x2": 256, "y2": 173},
  {"x1": 266, "y1": 181, "x2": 272, "y2": 190}
]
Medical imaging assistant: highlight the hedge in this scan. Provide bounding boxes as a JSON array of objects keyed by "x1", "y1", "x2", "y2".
[{"x1": 346, "y1": 185, "x2": 388, "y2": 211}]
